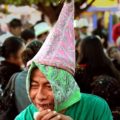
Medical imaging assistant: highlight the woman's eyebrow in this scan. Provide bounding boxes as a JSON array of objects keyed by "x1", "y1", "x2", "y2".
[
  {"x1": 30, "y1": 80, "x2": 38, "y2": 84},
  {"x1": 44, "y1": 81, "x2": 51, "y2": 85}
]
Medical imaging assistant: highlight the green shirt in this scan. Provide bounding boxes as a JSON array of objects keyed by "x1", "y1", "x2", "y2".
[{"x1": 15, "y1": 93, "x2": 113, "y2": 120}]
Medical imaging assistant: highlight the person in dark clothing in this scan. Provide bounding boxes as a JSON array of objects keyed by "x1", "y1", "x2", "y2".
[
  {"x1": 22, "y1": 40, "x2": 42, "y2": 66},
  {"x1": 0, "y1": 19, "x2": 23, "y2": 46},
  {"x1": 92, "y1": 75, "x2": 120, "y2": 120},
  {"x1": 21, "y1": 29, "x2": 35, "y2": 44},
  {"x1": 75, "y1": 36, "x2": 120, "y2": 93},
  {"x1": 107, "y1": 46, "x2": 120, "y2": 71},
  {"x1": 92, "y1": 18, "x2": 108, "y2": 49},
  {"x1": 9, "y1": 18, "x2": 22, "y2": 37},
  {"x1": 0, "y1": 36, "x2": 25, "y2": 89}
]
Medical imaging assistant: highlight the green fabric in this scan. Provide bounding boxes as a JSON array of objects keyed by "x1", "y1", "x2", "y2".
[
  {"x1": 26, "y1": 62, "x2": 81, "y2": 112},
  {"x1": 15, "y1": 93, "x2": 113, "y2": 120}
]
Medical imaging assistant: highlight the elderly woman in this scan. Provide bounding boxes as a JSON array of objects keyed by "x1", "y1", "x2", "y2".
[{"x1": 15, "y1": 0, "x2": 113, "y2": 120}]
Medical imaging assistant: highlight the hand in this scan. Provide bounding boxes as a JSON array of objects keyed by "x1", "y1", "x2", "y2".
[{"x1": 34, "y1": 109, "x2": 73, "y2": 120}]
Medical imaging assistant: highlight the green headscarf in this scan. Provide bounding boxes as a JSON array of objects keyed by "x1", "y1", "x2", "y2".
[{"x1": 26, "y1": 62, "x2": 81, "y2": 112}]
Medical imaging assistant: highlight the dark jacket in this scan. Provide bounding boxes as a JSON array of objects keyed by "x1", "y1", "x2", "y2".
[
  {"x1": 112, "y1": 60, "x2": 120, "y2": 71},
  {"x1": 74, "y1": 64, "x2": 117, "y2": 93},
  {"x1": 0, "y1": 61, "x2": 22, "y2": 89}
]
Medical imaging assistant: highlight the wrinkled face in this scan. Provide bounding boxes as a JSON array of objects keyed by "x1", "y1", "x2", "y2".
[{"x1": 30, "y1": 68, "x2": 54, "y2": 111}]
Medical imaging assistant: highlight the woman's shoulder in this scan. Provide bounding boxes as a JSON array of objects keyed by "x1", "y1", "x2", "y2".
[
  {"x1": 67, "y1": 93, "x2": 109, "y2": 111},
  {"x1": 67, "y1": 93, "x2": 113, "y2": 120},
  {"x1": 80, "y1": 93, "x2": 107, "y2": 104}
]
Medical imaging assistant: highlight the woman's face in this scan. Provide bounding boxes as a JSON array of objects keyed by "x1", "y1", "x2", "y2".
[{"x1": 30, "y1": 68, "x2": 54, "y2": 111}]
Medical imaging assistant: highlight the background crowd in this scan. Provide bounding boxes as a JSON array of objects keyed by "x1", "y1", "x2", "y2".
[{"x1": 0, "y1": 1, "x2": 120, "y2": 120}]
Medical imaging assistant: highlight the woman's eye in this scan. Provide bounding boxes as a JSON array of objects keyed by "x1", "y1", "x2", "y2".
[
  {"x1": 46, "y1": 85, "x2": 52, "y2": 89},
  {"x1": 47, "y1": 85, "x2": 51, "y2": 88},
  {"x1": 31, "y1": 83, "x2": 38, "y2": 89}
]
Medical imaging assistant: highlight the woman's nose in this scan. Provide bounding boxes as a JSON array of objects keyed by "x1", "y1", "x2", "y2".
[{"x1": 36, "y1": 87, "x2": 47, "y2": 100}]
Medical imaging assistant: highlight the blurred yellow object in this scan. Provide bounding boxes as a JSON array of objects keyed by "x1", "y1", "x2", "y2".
[
  {"x1": 4, "y1": 4, "x2": 8, "y2": 12},
  {"x1": 88, "y1": 0, "x2": 117, "y2": 7},
  {"x1": 104, "y1": 12, "x2": 110, "y2": 29}
]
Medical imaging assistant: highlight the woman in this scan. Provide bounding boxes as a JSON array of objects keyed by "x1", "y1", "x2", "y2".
[
  {"x1": 75, "y1": 36, "x2": 120, "y2": 93},
  {"x1": 16, "y1": 62, "x2": 113, "y2": 120},
  {"x1": 0, "y1": 36, "x2": 25, "y2": 89},
  {"x1": 15, "y1": 0, "x2": 112, "y2": 119}
]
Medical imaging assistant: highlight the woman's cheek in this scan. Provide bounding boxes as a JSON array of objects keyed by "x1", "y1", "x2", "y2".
[{"x1": 30, "y1": 88, "x2": 37, "y2": 100}]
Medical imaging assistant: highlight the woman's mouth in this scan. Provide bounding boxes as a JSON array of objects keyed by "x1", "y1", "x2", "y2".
[{"x1": 36, "y1": 103, "x2": 54, "y2": 111}]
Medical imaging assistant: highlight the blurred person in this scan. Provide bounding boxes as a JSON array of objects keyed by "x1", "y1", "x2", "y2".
[
  {"x1": 22, "y1": 40, "x2": 43, "y2": 67},
  {"x1": 92, "y1": 75, "x2": 120, "y2": 120},
  {"x1": 75, "y1": 39, "x2": 81, "y2": 64},
  {"x1": 79, "y1": 18, "x2": 90, "y2": 40},
  {"x1": 74, "y1": 20, "x2": 80, "y2": 43},
  {"x1": 16, "y1": 1, "x2": 112, "y2": 120},
  {"x1": 0, "y1": 36, "x2": 25, "y2": 90},
  {"x1": 0, "y1": 18, "x2": 22, "y2": 46},
  {"x1": 107, "y1": 46, "x2": 120, "y2": 71},
  {"x1": 15, "y1": 40, "x2": 42, "y2": 113},
  {"x1": 8, "y1": 18, "x2": 22, "y2": 37},
  {"x1": 75, "y1": 36, "x2": 120, "y2": 93},
  {"x1": 93, "y1": 18, "x2": 108, "y2": 50},
  {"x1": 34, "y1": 22, "x2": 50, "y2": 43},
  {"x1": 74, "y1": 20, "x2": 81, "y2": 63},
  {"x1": 21, "y1": 14, "x2": 32, "y2": 30},
  {"x1": 21, "y1": 29, "x2": 35, "y2": 44}
]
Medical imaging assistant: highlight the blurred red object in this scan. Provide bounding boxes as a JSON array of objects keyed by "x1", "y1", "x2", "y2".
[{"x1": 112, "y1": 23, "x2": 120, "y2": 43}]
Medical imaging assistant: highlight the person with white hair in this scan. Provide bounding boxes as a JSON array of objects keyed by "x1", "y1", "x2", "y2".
[
  {"x1": 34, "y1": 22, "x2": 50, "y2": 43},
  {"x1": 74, "y1": 20, "x2": 80, "y2": 43},
  {"x1": 79, "y1": 18, "x2": 90, "y2": 40}
]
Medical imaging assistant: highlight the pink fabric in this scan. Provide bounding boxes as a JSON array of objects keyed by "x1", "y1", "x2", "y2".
[{"x1": 27, "y1": 0, "x2": 75, "y2": 75}]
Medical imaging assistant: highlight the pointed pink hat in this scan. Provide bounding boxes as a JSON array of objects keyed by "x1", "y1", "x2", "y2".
[{"x1": 27, "y1": 0, "x2": 75, "y2": 75}]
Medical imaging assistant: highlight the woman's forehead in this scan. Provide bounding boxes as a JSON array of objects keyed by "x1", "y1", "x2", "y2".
[
  {"x1": 31, "y1": 68, "x2": 46, "y2": 78},
  {"x1": 30, "y1": 69, "x2": 50, "y2": 84}
]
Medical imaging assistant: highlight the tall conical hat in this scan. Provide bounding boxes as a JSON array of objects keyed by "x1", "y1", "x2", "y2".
[{"x1": 28, "y1": 0, "x2": 75, "y2": 75}]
